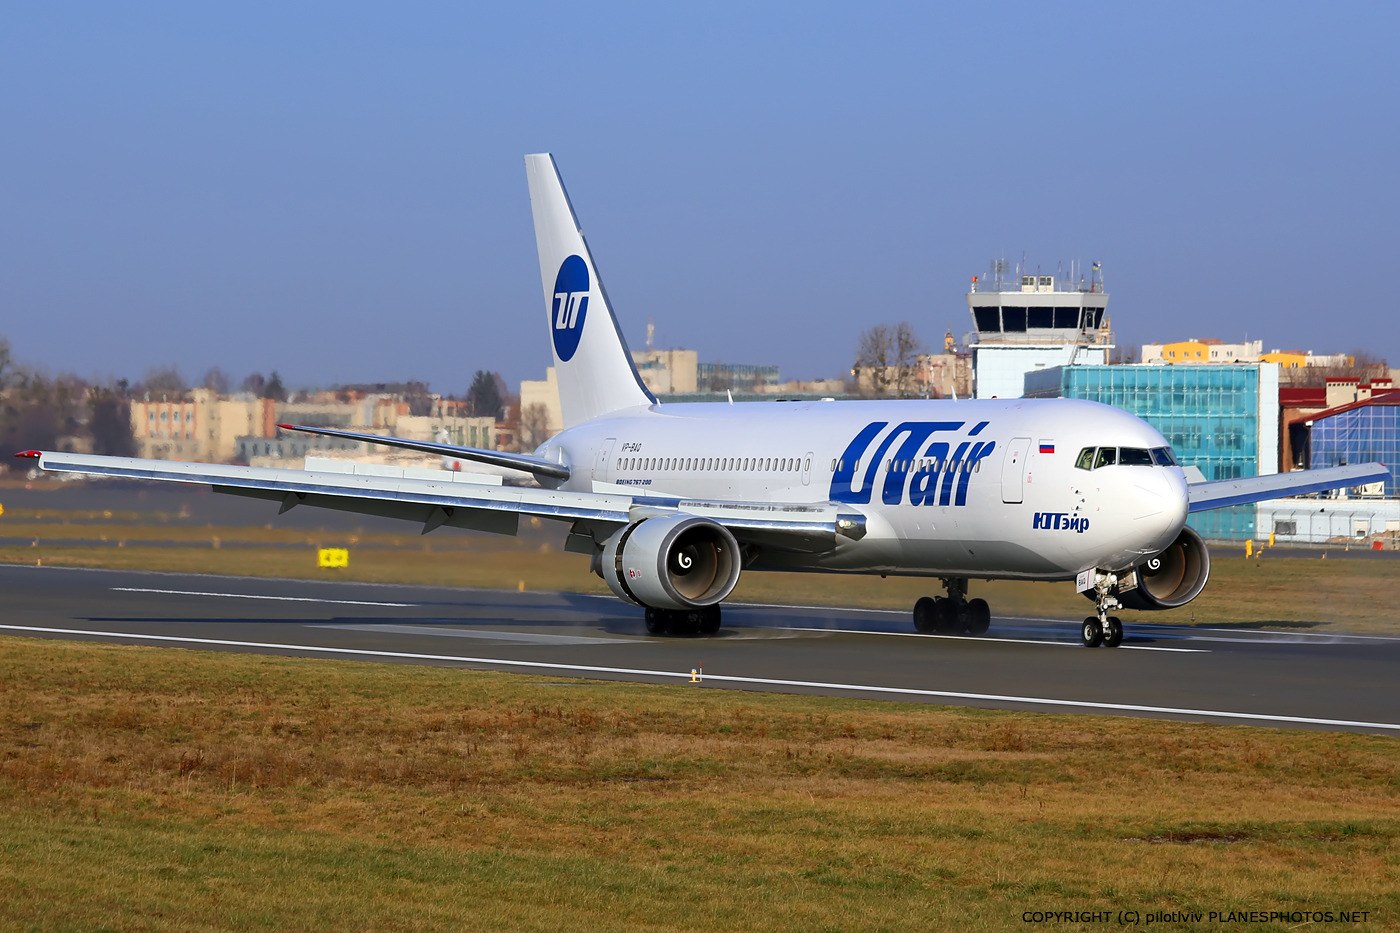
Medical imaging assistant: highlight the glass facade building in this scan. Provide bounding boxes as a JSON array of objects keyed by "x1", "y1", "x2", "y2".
[
  {"x1": 1024, "y1": 364, "x2": 1279, "y2": 540},
  {"x1": 1309, "y1": 398, "x2": 1400, "y2": 497}
]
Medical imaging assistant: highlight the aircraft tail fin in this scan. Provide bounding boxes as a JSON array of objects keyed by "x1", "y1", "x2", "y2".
[{"x1": 525, "y1": 154, "x2": 654, "y2": 429}]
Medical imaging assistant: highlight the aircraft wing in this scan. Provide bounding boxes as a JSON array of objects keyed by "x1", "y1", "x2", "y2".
[
  {"x1": 1187, "y1": 462, "x2": 1389, "y2": 513},
  {"x1": 14, "y1": 450, "x2": 854, "y2": 551}
]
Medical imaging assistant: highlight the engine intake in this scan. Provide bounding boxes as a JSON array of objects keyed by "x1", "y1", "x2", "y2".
[
  {"x1": 1117, "y1": 525, "x2": 1211, "y2": 611},
  {"x1": 600, "y1": 516, "x2": 742, "y2": 610}
]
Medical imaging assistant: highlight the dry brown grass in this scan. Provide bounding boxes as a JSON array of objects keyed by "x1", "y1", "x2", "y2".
[{"x1": 0, "y1": 636, "x2": 1397, "y2": 930}]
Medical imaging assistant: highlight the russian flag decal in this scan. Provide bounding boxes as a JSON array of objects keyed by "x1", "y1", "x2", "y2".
[{"x1": 1038, "y1": 441, "x2": 1055, "y2": 454}]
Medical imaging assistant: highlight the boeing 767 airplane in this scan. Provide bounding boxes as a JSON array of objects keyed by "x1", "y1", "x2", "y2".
[{"x1": 16, "y1": 155, "x2": 1388, "y2": 647}]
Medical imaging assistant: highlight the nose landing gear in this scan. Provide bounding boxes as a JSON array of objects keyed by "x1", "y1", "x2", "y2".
[
  {"x1": 912, "y1": 578, "x2": 991, "y2": 636},
  {"x1": 1082, "y1": 573, "x2": 1125, "y2": 648}
]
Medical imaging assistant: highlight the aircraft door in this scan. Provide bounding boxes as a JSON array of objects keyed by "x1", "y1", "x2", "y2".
[
  {"x1": 594, "y1": 437, "x2": 616, "y2": 484},
  {"x1": 802, "y1": 451, "x2": 813, "y2": 486},
  {"x1": 1001, "y1": 437, "x2": 1031, "y2": 504}
]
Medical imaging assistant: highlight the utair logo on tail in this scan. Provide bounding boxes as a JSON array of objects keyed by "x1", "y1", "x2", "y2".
[
  {"x1": 830, "y1": 420, "x2": 997, "y2": 506},
  {"x1": 551, "y1": 255, "x2": 590, "y2": 361}
]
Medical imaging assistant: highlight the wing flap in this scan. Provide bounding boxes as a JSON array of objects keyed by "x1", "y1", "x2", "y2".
[
  {"x1": 1188, "y1": 462, "x2": 1389, "y2": 512},
  {"x1": 216, "y1": 486, "x2": 523, "y2": 536}
]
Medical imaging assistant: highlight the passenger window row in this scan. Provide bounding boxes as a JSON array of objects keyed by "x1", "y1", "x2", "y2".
[
  {"x1": 616, "y1": 456, "x2": 810, "y2": 473},
  {"x1": 829, "y1": 458, "x2": 982, "y2": 475}
]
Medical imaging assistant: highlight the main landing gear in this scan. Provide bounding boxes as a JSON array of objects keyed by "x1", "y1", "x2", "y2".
[
  {"x1": 644, "y1": 605, "x2": 722, "y2": 637},
  {"x1": 912, "y1": 578, "x2": 991, "y2": 636},
  {"x1": 1082, "y1": 573, "x2": 1125, "y2": 648}
]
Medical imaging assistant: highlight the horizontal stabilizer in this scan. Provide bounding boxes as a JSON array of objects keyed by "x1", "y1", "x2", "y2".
[
  {"x1": 277, "y1": 424, "x2": 570, "y2": 481},
  {"x1": 1187, "y1": 462, "x2": 1389, "y2": 513}
]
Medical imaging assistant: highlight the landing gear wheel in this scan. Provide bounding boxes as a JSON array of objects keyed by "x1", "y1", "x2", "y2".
[
  {"x1": 644, "y1": 607, "x2": 666, "y2": 636},
  {"x1": 1081, "y1": 617, "x2": 1104, "y2": 648},
  {"x1": 913, "y1": 596, "x2": 938, "y2": 634},
  {"x1": 934, "y1": 597, "x2": 960, "y2": 634},
  {"x1": 1103, "y1": 616, "x2": 1123, "y2": 648},
  {"x1": 965, "y1": 598, "x2": 991, "y2": 636},
  {"x1": 699, "y1": 605, "x2": 722, "y2": 636}
]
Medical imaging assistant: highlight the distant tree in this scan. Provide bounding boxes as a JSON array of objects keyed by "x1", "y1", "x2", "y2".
[
  {"x1": 518, "y1": 403, "x2": 552, "y2": 450},
  {"x1": 262, "y1": 371, "x2": 288, "y2": 402},
  {"x1": 241, "y1": 372, "x2": 266, "y2": 395},
  {"x1": 891, "y1": 322, "x2": 923, "y2": 397},
  {"x1": 853, "y1": 322, "x2": 923, "y2": 398},
  {"x1": 466, "y1": 370, "x2": 505, "y2": 419},
  {"x1": 201, "y1": 366, "x2": 232, "y2": 394},
  {"x1": 403, "y1": 379, "x2": 435, "y2": 417},
  {"x1": 1280, "y1": 349, "x2": 1390, "y2": 387},
  {"x1": 0, "y1": 370, "x2": 60, "y2": 459},
  {"x1": 89, "y1": 386, "x2": 136, "y2": 457},
  {"x1": 0, "y1": 337, "x2": 12, "y2": 390},
  {"x1": 140, "y1": 366, "x2": 187, "y2": 399}
]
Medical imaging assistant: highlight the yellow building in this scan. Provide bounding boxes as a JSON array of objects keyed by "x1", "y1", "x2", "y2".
[
  {"x1": 1260, "y1": 350, "x2": 1354, "y2": 370},
  {"x1": 1141, "y1": 338, "x2": 1262, "y2": 364},
  {"x1": 1259, "y1": 350, "x2": 1307, "y2": 369}
]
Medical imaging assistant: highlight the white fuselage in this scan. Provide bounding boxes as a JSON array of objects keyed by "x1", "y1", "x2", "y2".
[{"x1": 537, "y1": 397, "x2": 1189, "y2": 582}]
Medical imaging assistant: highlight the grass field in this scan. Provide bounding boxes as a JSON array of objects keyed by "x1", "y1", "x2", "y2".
[{"x1": 1, "y1": 636, "x2": 1397, "y2": 930}]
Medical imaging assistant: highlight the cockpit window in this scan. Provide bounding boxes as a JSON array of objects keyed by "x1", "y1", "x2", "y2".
[{"x1": 1078, "y1": 445, "x2": 1176, "y2": 469}]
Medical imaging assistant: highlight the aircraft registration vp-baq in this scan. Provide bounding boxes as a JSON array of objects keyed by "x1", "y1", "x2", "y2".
[{"x1": 16, "y1": 154, "x2": 1389, "y2": 648}]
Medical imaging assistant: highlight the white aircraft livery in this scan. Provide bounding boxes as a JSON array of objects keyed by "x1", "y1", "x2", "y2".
[{"x1": 17, "y1": 154, "x2": 1389, "y2": 648}]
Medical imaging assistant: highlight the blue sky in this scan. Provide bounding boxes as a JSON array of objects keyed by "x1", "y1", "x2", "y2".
[{"x1": 4, "y1": 2, "x2": 1397, "y2": 393}]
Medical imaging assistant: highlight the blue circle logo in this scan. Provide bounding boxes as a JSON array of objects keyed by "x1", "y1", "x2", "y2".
[{"x1": 551, "y1": 255, "x2": 590, "y2": 362}]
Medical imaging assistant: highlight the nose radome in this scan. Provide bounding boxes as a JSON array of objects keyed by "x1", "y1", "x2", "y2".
[
  {"x1": 1134, "y1": 470, "x2": 1190, "y2": 552},
  {"x1": 1130, "y1": 471, "x2": 1172, "y2": 520}
]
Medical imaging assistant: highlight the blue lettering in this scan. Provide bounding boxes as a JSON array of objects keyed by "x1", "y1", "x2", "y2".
[
  {"x1": 830, "y1": 420, "x2": 994, "y2": 508},
  {"x1": 953, "y1": 440, "x2": 997, "y2": 506},
  {"x1": 909, "y1": 441, "x2": 949, "y2": 506},
  {"x1": 1031, "y1": 512, "x2": 1091, "y2": 534},
  {"x1": 878, "y1": 422, "x2": 962, "y2": 505},
  {"x1": 937, "y1": 441, "x2": 971, "y2": 506},
  {"x1": 830, "y1": 422, "x2": 888, "y2": 504}
]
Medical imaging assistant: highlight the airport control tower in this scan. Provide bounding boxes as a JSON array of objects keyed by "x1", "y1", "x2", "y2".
[{"x1": 967, "y1": 259, "x2": 1114, "y2": 398}]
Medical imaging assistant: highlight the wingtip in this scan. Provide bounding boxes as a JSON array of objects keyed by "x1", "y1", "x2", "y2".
[
  {"x1": 276, "y1": 423, "x2": 295, "y2": 431},
  {"x1": 14, "y1": 450, "x2": 41, "y2": 459}
]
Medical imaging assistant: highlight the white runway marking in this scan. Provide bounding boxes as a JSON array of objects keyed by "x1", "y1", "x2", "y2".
[
  {"x1": 776, "y1": 625, "x2": 1207, "y2": 652},
  {"x1": 0, "y1": 623, "x2": 1389, "y2": 732},
  {"x1": 111, "y1": 587, "x2": 415, "y2": 608}
]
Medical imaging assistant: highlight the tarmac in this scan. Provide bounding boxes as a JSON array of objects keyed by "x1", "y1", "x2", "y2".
[{"x1": 3, "y1": 562, "x2": 1399, "y2": 735}]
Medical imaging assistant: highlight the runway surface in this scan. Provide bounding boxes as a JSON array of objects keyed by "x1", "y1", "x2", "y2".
[{"x1": 3, "y1": 563, "x2": 1399, "y2": 735}]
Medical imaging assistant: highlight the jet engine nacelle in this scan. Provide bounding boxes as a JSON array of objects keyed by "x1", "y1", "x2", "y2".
[
  {"x1": 600, "y1": 516, "x2": 742, "y2": 610},
  {"x1": 1116, "y1": 525, "x2": 1211, "y2": 610}
]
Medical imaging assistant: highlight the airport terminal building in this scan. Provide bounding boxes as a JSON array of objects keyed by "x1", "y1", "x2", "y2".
[
  {"x1": 1025, "y1": 363, "x2": 1279, "y2": 540},
  {"x1": 1027, "y1": 365, "x2": 1399, "y2": 543}
]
